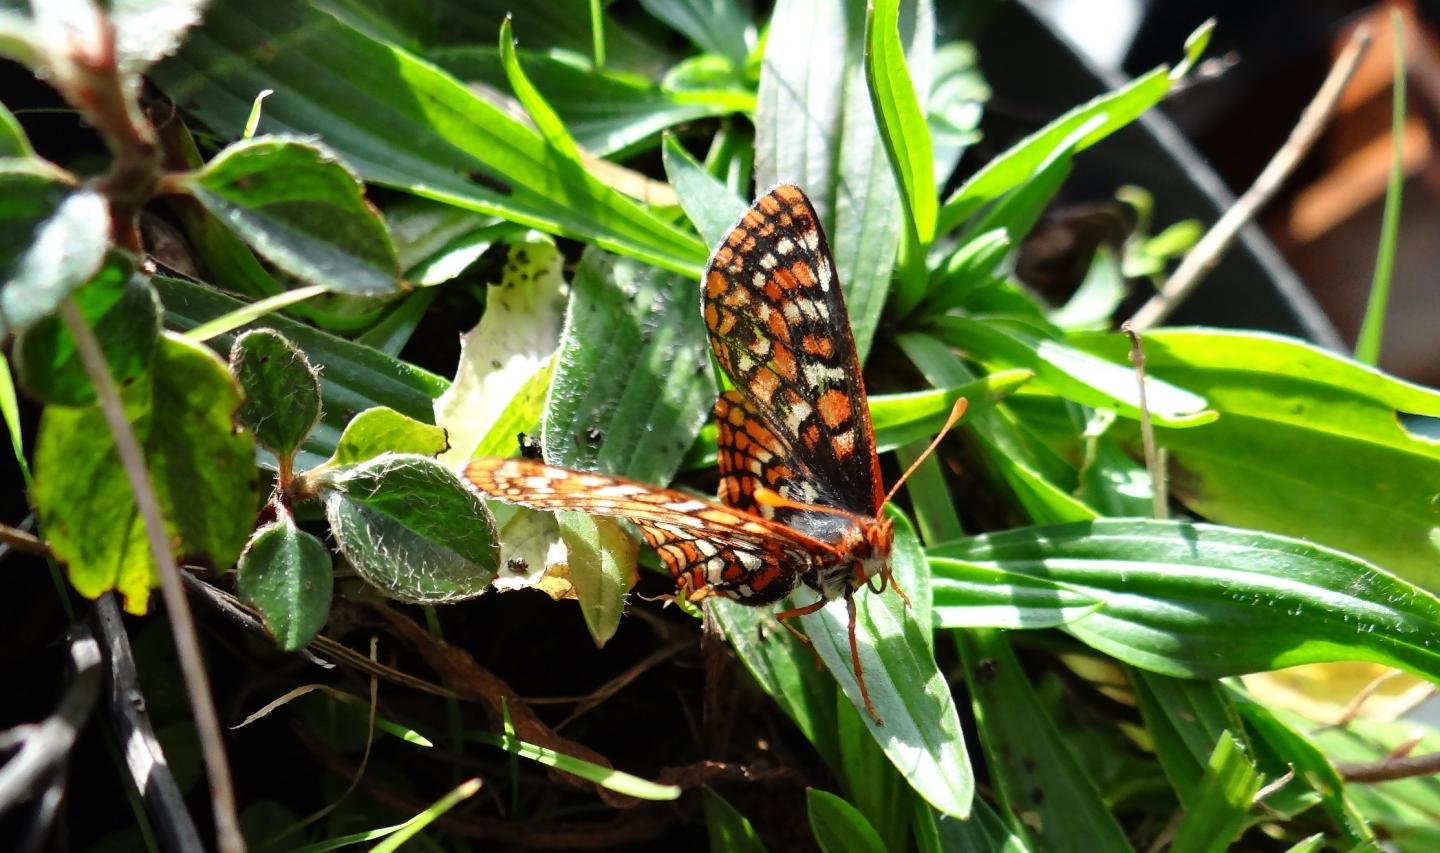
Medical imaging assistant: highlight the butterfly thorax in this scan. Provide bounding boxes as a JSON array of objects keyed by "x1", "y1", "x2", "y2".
[{"x1": 801, "y1": 515, "x2": 893, "y2": 601}]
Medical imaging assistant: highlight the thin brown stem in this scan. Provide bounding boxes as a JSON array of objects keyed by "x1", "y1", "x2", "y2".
[
  {"x1": 60, "y1": 301, "x2": 244, "y2": 853},
  {"x1": 0, "y1": 523, "x2": 51, "y2": 558},
  {"x1": 1122, "y1": 323, "x2": 1167, "y2": 519},
  {"x1": 1129, "y1": 25, "x2": 1372, "y2": 331},
  {"x1": 1336, "y1": 750, "x2": 1440, "y2": 783}
]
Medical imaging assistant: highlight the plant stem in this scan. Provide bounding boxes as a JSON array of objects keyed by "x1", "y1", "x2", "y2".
[
  {"x1": 59, "y1": 301, "x2": 245, "y2": 853},
  {"x1": 1129, "y1": 25, "x2": 1372, "y2": 331},
  {"x1": 1355, "y1": 10, "x2": 1407, "y2": 365}
]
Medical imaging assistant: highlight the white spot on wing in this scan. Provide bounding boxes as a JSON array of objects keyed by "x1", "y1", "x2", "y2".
[
  {"x1": 775, "y1": 237, "x2": 794, "y2": 256},
  {"x1": 803, "y1": 363, "x2": 846, "y2": 388},
  {"x1": 802, "y1": 228, "x2": 820, "y2": 251},
  {"x1": 760, "y1": 253, "x2": 777, "y2": 269},
  {"x1": 816, "y1": 258, "x2": 833, "y2": 291},
  {"x1": 785, "y1": 399, "x2": 813, "y2": 435}
]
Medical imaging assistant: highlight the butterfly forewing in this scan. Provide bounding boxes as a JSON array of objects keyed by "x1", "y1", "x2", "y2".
[
  {"x1": 463, "y1": 457, "x2": 825, "y2": 601},
  {"x1": 702, "y1": 185, "x2": 883, "y2": 518}
]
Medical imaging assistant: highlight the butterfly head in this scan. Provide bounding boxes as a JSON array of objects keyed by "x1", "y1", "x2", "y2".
[{"x1": 801, "y1": 514, "x2": 894, "y2": 601}]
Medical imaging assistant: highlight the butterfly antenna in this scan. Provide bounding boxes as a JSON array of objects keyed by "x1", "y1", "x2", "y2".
[{"x1": 882, "y1": 397, "x2": 968, "y2": 508}]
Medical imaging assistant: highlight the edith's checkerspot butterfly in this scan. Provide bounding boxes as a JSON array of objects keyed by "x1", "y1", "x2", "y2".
[{"x1": 464, "y1": 185, "x2": 965, "y2": 723}]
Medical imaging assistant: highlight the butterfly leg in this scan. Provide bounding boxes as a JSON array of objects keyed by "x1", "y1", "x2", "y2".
[
  {"x1": 846, "y1": 592, "x2": 882, "y2": 725},
  {"x1": 774, "y1": 597, "x2": 828, "y2": 670}
]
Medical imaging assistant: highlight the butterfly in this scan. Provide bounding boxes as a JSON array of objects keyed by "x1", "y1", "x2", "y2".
[{"x1": 464, "y1": 185, "x2": 965, "y2": 723}]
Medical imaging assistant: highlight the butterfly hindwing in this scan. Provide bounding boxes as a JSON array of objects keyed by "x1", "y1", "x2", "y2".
[{"x1": 702, "y1": 185, "x2": 883, "y2": 518}]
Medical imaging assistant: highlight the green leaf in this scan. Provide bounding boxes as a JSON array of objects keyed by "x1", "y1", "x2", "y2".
[
  {"x1": 436, "y1": 46, "x2": 749, "y2": 157},
  {"x1": 801, "y1": 510, "x2": 974, "y2": 818},
  {"x1": 806, "y1": 789, "x2": 888, "y2": 853},
  {"x1": 930, "y1": 561, "x2": 1102, "y2": 629},
  {"x1": 472, "y1": 357, "x2": 555, "y2": 460},
  {"x1": 918, "y1": 227, "x2": 1009, "y2": 317},
  {"x1": 703, "y1": 787, "x2": 768, "y2": 853},
  {"x1": 1354, "y1": 9, "x2": 1406, "y2": 366},
  {"x1": 15, "y1": 255, "x2": 161, "y2": 407},
  {"x1": 960, "y1": 115, "x2": 1099, "y2": 248},
  {"x1": 641, "y1": 0, "x2": 753, "y2": 70},
  {"x1": 955, "y1": 629, "x2": 1131, "y2": 851},
  {"x1": 544, "y1": 249, "x2": 714, "y2": 483},
  {"x1": 497, "y1": 18, "x2": 581, "y2": 160},
  {"x1": 936, "y1": 65, "x2": 1172, "y2": 233},
  {"x1": 469, "y1": 728, "x2": 680, "y2": 801},
  {"x1": 1170, "y1": 734, "x2": 1261, "y2": 853},
  {"x1": 183, "y1": 136, "x2": 400, "y2": 295},
  {"x1": 753, "y1": 0, "x2": 932, "y2": 359},
  {"x1": 228, "y1": 329, "x2": 321, "y2": 458},
  {"x1": 1129, "y1": 670, "x2": 1249, "y2": 808},
  {"x1": 930, "y1": 519, "x2": 1440, "y2": 684},
  {"x1": 0, "y1": 162, "x2": 108, "y2": 336},
  {"x1": 1237, "y1": 702, "x2": 1374, "y2": 848},
  {"x1": 866, "y1": 0, "x2": 936, "y2": 244},
  {"x1": 156, "y1": 275, "x2": 447, "y2": 471},
  {"x1": 556, "y1": 512, "x2": 635, "y2": 647},
  {"x1": 433, "y1": 239, "x2": 566, "y2": 465},
  {"x1": 326, "y1": 406, "x2": 448, "y2": 468},
  {"x1": 151, "y1": 0, "x2": 707, "y2": 276},
  {"x1": 1068, "y1": 328, "x2": 1440, "y2": 588},
  {"x1": 0, "y1": 101, "x2": 33, "y2": 157},
  {"x1": 926, "y1": 42, "x2": 986, "y2": 188},
  {"x1": 897, "y1": 331, "x2": 1098, "y2": 525},
  {"x1": 33, "y1": 333, "x2": 258, "y2": 614},
  {"x1": 385, "y1": 198, "x2": 503, "y2": 286},
  {"x1": 927, "y1": 317, "x2": 1212, "y2": 427},
  {"x1": 835, "y1": 697, "x2": 910, "y2": 853},
  {"x1": 237, "y1": 515, "x2": 333, "y2": 651},
  {"x1": 661, "y1": 133, "x2": 747, "y2": 247},
  {"x1": 323, "y1": 454, "x2": 498, "y2": 602},
  {"x1": 913, "y1": 797, "x2": 1032, "y2": 853}
]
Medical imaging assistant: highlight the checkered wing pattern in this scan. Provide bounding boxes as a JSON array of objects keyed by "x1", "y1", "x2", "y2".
[
  {"x1": 702, "y1": 185, "x2": 883, "y2": 519},
  {"x1": 463, "y1": 457, "x2": 824, "y2": 604}
]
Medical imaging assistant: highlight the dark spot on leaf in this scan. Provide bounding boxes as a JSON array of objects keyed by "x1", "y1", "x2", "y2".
[
  {"x1": 515, "y1": 249, "x2": 529, "y2": 265},
  {"x1": 467, "y1": 170, "x2": 513, "y2": 195},
  {"x1": 258, "y1": 355, "x2": 269, "y2": 364},
  {"x1": 584, "y1": 426, "x2": 603, "y2": 446},
  {"x1": 974, "y1": 658, "x2": 997, "y2": 683},
  {"x1": 517, "y1": 433, "x2": 542, "y2": 459},
  {"x1": 507, "y1": 557, "x2": 529, "y2": 572},
  {"x1": 1022, "y1": 758, "x2": 1037, "y2": 774},
  {"x1": 490, "y1": 359, "x2": 502, "y2": 369},
  {"x1": 1030, "y1": 787, "x2": 1044, "y2": 805}
]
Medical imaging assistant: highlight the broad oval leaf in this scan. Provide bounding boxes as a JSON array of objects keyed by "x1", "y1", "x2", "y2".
[
  {"x1": 324, "y1": 454, "x2": 499, "y2": 602},
  {"x1": 0, "y1": 162, "x2": 108, "y2": 336},
  {"x1": 34, "y1": 333, "x2": 258, "y2": 614},
  {"x1": 15, "y1": 254, "x2": 160, "y2": 406},
  {"x1": 237, "y1": 515, "x2": 333, "y2": 651},
  {"x1": 703, "y1": 786, "x2": 769, "y2": 853},
  {"x1": 229, "y1": 328, "x2": 321, "y2": 458},
  {"x1": 156, "y1": 276, "x2": 448, "y2": 471},
  {"x1": 931, "y1": 519, "x2": 1440, "y2": 684},
  {"x1": 184, "y1": 136, "x2": 400, "y2": 296},
  {"x1": 151, "y1": 0, "x2": 707, "y2": 276},
  {"x1": 326, "y1": 406, "x2": 448, "y2": 468},
  {"x1": 557, "y1": 512, "x2": 637, "y2": 647}
]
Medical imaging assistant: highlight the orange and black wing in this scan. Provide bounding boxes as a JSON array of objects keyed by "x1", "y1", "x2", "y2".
[
  {"x1": 462, "y1": 457, "x2": 823, "y2": 604},
  {"x1": 701, "y1": 185, "x2": 883, "y2": 518}
]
